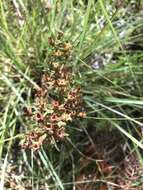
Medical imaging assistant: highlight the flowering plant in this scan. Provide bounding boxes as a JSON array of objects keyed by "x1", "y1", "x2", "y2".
[{"x1": 22, "y1": 38, "x2": 86, "y2": 150}]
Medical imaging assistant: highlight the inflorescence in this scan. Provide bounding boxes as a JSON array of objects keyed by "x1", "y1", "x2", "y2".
[{"x1": 22, "y1": 37, "x2": 86, "y2": 150}]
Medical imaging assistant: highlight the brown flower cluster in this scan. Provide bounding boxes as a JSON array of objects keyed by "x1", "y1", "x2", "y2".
[
  {"x1": 22, "y1": 39, "x2": 85, "y2": 150},
  {"x1": 48, "y1": 35, "x2": 73, "y2": 60}
]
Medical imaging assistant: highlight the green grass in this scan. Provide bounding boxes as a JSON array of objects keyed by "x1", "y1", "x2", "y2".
[{"x1": 0, "y1": 0, "x2": 143, "y2": 189}]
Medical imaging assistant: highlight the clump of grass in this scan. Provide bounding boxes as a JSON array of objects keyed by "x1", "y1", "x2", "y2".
[{"x1": 0, "y1": 0, "x2": 143, "y2": 189}]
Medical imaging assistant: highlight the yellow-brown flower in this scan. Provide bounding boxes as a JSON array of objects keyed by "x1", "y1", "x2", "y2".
[
  {"x1": 52, "y1": 100, "x2": 60, "y2": 108},
  {"x1": 60, "y1": 113, "x2": 72, "y2": 122},
  {"x1": 50, "y1": 113, "x2": 59, "y2": 122},
  {"x1": 34, "y1": 112, "x2": 44, "y2": 122}
]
